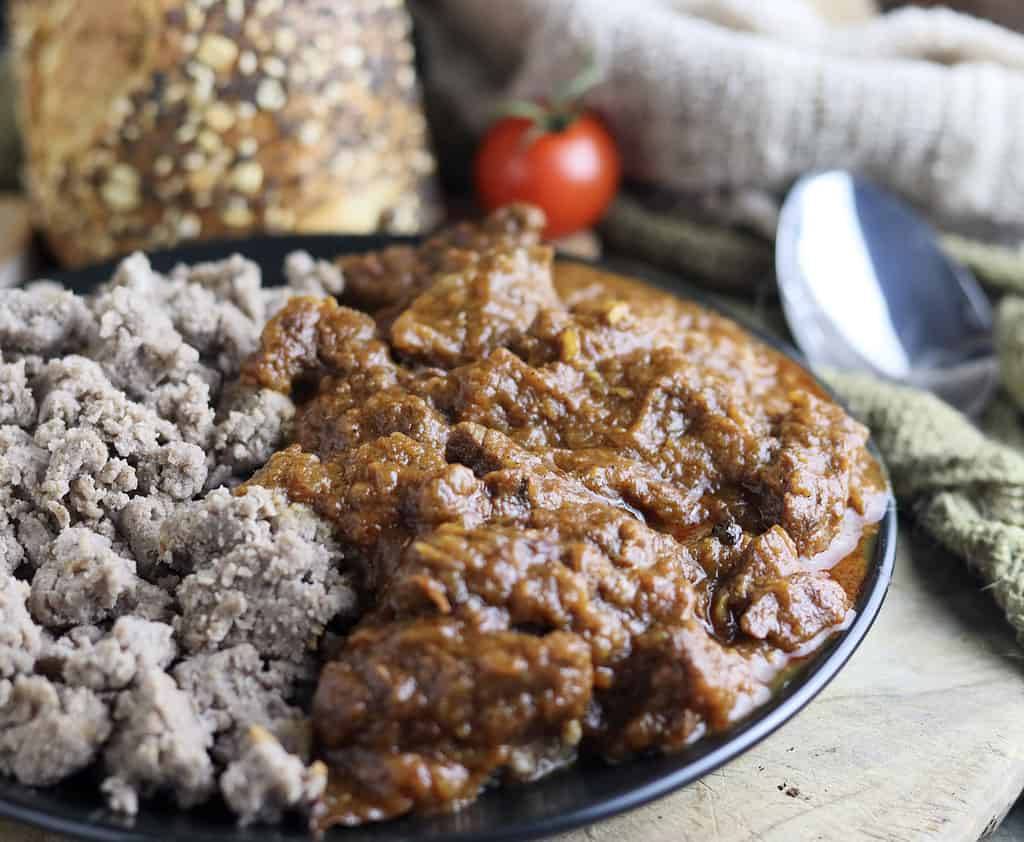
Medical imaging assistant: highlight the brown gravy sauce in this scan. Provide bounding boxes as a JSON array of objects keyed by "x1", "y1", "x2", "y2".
[{"x1": 550, "y1": 261, "x2": 885, "y2": 608}]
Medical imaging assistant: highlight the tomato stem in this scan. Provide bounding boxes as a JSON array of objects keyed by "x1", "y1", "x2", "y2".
[
  {"x1": 491, "y1": 56, "x2": 603, "y2": 146},
  {"x1": 552, "y1": 56, "x2": 603, "y2": 109},
  {"x1": 493, "y1": 99, "x2": 550, "y2": 124}
]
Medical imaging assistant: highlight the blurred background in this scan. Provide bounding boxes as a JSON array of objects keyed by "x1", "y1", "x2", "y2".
[{"x1": 0, "y1": 0, "x2": 1023, "y2": 279}]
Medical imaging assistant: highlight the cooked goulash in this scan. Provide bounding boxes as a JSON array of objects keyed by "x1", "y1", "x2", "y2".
[{"x1": 243, "y1": 205, "x2": 887, "y2": 826}]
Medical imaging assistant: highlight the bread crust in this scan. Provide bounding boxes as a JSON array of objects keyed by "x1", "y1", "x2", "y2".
[{"x1": 11, "y1": 0, "x2": 440, "y2": 267}]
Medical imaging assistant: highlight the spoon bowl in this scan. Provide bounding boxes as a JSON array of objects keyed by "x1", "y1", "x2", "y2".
[{"x1": 776, "y1": 170, "x2": 998, "y2": 415}]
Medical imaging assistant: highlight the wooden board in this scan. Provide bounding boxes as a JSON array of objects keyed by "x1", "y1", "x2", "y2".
[{"x1": 3, "y1": 523, "x2": 1022, "y2": 841}]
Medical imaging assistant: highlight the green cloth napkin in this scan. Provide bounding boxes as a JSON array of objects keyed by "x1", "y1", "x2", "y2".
[{"x1": 601, "y1": 194, "x2": 1024, "y2": 643}]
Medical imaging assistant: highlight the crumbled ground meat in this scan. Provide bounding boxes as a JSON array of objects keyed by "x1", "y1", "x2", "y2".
[
  {"x1": 220, "y1": 726, "x2": 327, "y2": 827},
  {"x1": 0, "y1": 425, "x2": 50, "y2": 572},
  {"x1": 159, "y1": 283, "x2": 258, "y2": 381},
  {"x1": 170, "y1": 486, "x2": 358, "y2": 662},
  {"x1": 284, "y1": 251, "x2": 345, "y2": 298},
  {"x1": 206, "y1": 386, "x2": 295, "y2": 489},
  {"x1": 172, "y1": 644, "x2": 310, "y2": 764},
  {"x1": 0, "y1": 576, "x2": 43, "y2": 678},
  {"x1": 88, "y1": 282, "x2": 207, "y2": 405},
  {"x1": 168, "y1": 253, "x2": 266, "y2": 324},
  {"x1": 0, "y1": 357, "x2": 36, "y2": 427},
  {"x1": 147, "y1": 374, "x2": 217, "y2": 449},
  {"x1": 116, "y1": 494, "x2": 178, "y2": 578},
  {"x1": 0, "y1": 288, "x2": 94, "y2": 356},
  {"x1": 0, "y1": 675, "x2": 111, "y2": 786},
  {"x1": 48, "y1": 618, "x2": 176, "y2": 692},
  {"x1": 0, "y1": 250, "x2": 357, "y2": 826},
  {"x1": 102, "y1": 668, "x2": 215, "y2": 812},
  {"x1": 29, "y1": 527, "x2": 171, "y2": 628}
]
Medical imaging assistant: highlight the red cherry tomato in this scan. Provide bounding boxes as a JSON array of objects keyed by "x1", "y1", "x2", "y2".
[{"x1": 474, "y1": 111, "x2": 621, "y2": 239}]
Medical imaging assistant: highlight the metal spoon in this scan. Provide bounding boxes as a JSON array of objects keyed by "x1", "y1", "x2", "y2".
[{"x1": 776, "y1": 170, "x2": 999, "y2": 416}]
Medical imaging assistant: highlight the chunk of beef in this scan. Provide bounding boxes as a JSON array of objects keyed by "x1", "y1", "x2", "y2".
[
  {"x1": 715, "y1": 527, "x2": 850, "y2": 651},
  {"x1": 759, "y1": 392, "x2": 870, "y2": 555},
  {"x1": 597, "y1": 620, "x2": 772, "y2": 756},
  {"x1": 294, "y1": 386, "x2": 447, "y2": 460},
  {"x1": 252, "y1": 434, "x2": 448, "y2": 554},
  {"x1": 337, "y1": 203, "x2": 545, "y2": 312},
  {"x1": 390, "y1": 245, "x2": 558, "y2": 368},
  {"x1": 313, "y1": 619, "x2": 590, "y2": 825},
  {"x1": 241, "y1": 297, "x2": 396, "y2": 399},
  {"x1": 436, "y1": 348, "x2": 588, "y2": 449}
]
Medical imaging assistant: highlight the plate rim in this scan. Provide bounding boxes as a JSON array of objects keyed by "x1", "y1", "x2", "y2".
[{"x1": 0, "y1": 234, "x2": 897, "y2": 842}]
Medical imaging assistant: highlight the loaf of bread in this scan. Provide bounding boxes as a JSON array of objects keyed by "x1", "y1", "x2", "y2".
[{"x1": 11, "y1": 0, "x2": 441, "y2": 267}]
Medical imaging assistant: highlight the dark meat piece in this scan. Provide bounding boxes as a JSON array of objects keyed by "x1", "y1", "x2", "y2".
[
  {"x1": 433, "y1": 339, "x2": 774, "y2": 510},
  {"x1": 713, "y1": 526, "x2": 850, "y2": 650},
  {"x1": 597, "y1": 620, "x2": 772, "y2": 756},
  {"x1": 434, "y1": 203, "x2": 546, "y2": 252},
  {"x1": 434, "y1": 348, "x2": 590, "y2": 449},
  {"x1": 444, "y1": 423, "x2": 708, "y2": 620},
  {"x1": 384, "y1": 525, "x2": 633, "y2": 662},
  {"x1": 759, "y1": 392, "x2": 870, "y2": 555},
  {"x1": 616, "y1": 347, "x2": 775, "y2": 488},
  {"x1": 252, "y1": 433, "x2": 446, "y2": 554},
  {"x1": 738, "y1": 573, "x2": 848, "y2": 650},
  {"x1": 552, "y1": 447, "x2": 709, "y2": 538},
  {"x1": 390, "y1": 245, "x2": 559, "y2": 369},
  {"x1": 334, "y1": 247, "x2": 427, "y2": 314},
  {"x1": 294, "y1": 386, "x2": 448, "y2": 459},
  {"x1": 313, "y1": 619, "x2": 590, "y2": 824},
  {"x1": 337, "y1": 204, "x2": 546, "y2": 314},
  {"x1": 241, "y1": 297, "x2": 395, "y2": 399}
]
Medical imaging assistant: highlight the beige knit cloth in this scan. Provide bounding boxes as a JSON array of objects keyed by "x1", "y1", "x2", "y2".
[{"x1": 415, "y1": 0, "x2": 1024, "y2": 237}]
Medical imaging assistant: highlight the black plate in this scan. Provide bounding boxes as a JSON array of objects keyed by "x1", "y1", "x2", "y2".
[{"x1": 2, "y1": 235, "x2": 897, "y2": 842}]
